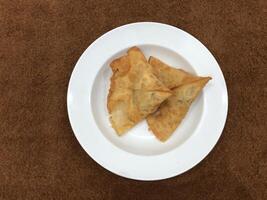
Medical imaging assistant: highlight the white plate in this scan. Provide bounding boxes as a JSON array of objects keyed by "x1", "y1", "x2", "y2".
[{"x1": 67, "y1": 22, "x2": 228, "y2": 180}]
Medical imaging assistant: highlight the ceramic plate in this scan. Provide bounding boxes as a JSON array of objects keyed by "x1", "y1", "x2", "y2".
[{"x1": 67, "y1": 22, "x2": 228, "y2": 180}]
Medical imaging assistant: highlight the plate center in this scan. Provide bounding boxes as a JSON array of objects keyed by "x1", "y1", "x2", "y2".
[{"x1": 91, "y1": 45, "x2": 204, "y2": 156}]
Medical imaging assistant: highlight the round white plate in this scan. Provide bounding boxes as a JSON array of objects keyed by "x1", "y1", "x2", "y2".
[{"x1": 67, "y1": 22, "x2": 228, "y2": 181}]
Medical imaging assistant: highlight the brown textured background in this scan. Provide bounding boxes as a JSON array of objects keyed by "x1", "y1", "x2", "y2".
[{"x1": 0, "y1": 0, "x2": 266, "y2": 199}]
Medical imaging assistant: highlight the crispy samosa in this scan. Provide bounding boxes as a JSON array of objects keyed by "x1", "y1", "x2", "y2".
[
  {"x1": 107, "y1": 47, "x2": 172, "y2": 135},
  {"x1": 147, "y1": 56, "x2": 211, "y2": 141}
]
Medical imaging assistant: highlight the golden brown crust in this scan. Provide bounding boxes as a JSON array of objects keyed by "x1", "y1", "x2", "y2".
[
  {"x1": 149, "y1": 56, "x2": 200, "y2": 89},
  {"x1": 110, "y1": 55, "x2": 130, "y2": 75}
]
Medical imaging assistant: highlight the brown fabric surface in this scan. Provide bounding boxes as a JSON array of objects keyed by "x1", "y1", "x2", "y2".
[{"x1": 0, "y1": 0, "x2": 266, "y2": 199}]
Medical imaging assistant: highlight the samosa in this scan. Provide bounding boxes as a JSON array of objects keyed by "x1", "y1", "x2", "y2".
[
  {"x1": 107, "y1": 47, "x2": 172, "y2": 135},
  {"x1": 147, "y1": 57, "x2": 211, "y2": 141}
]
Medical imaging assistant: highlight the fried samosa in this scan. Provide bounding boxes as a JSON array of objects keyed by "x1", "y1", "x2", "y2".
[
  {"x1": 107, "y1": 47, "x2": 172, "y2": 135},
  {"x1": 147, "y1": 57, "x2": 211, "y2": 141}
]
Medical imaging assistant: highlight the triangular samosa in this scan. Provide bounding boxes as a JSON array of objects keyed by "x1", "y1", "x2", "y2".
[{"x1": 107, "y1": 47, "x2": 172, "y2": 135}]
